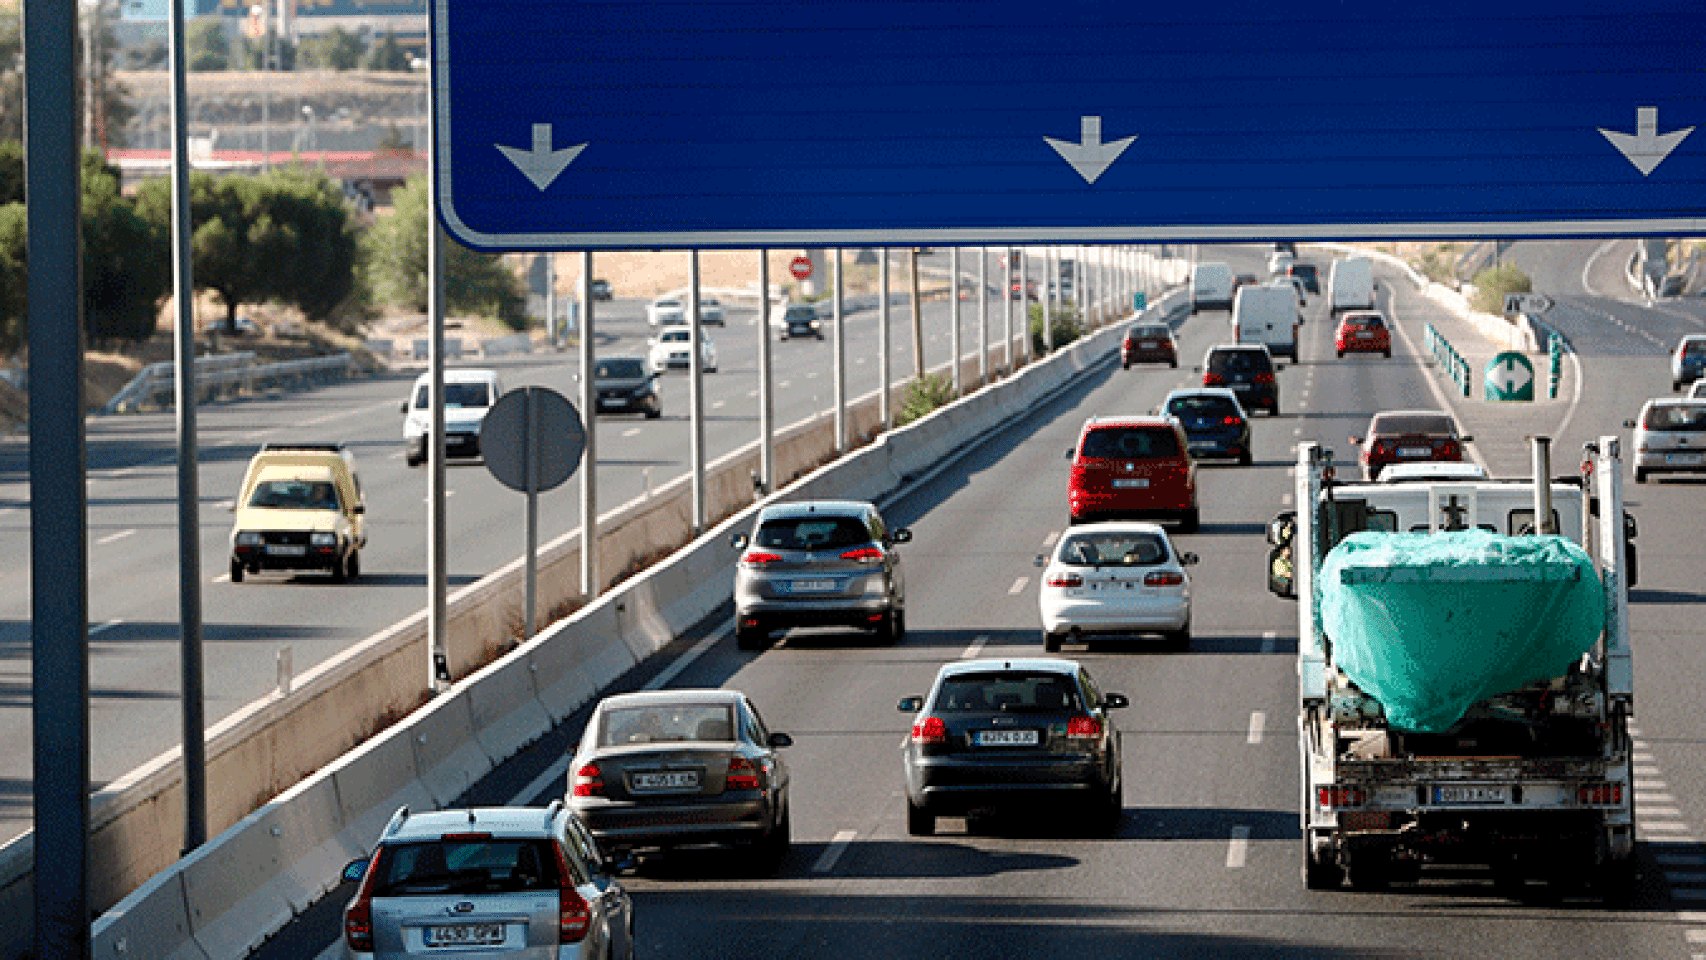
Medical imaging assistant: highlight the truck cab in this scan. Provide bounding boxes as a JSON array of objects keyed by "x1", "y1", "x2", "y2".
[{"x1": 228, "y1": 443, "x2": 367, "y2": 584}]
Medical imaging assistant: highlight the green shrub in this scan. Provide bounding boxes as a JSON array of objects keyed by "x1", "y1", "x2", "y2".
[
  {"x1": 895, "y1": 372, "x2": 957, "y2": 427},
  {"x1": 1469, "y1": 262, "x2": 1532, "y2": 314},
  {"x1": 1028, "y1": 302, "x2": 1083, "y2": 355}
]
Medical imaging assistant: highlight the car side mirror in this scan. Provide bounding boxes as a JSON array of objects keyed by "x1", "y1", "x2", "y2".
[
  {"x1": 399, "y1": 401, "x2": 408, "y2": 415},
  {"x1": 897, "y1": 696, "x2": 924, "y2": 712},
  {"x1": 1275, "y1": 364, "x2": 1285, "y2": 372},
  {"x1": 1267, "y1": 511, "x2": 1296, "y2": 546},
  {"x1": 768, "y1": 732, "x2": 793, "y2": 748},
  {"x1": 1624, "y1": 511, "x2": 1638, "y2": 539},
  {"x1": 1065, "y1": 447, "x2": 1074, "y2": 459},
  {"x1": 1623, "y1": 419, "x2": 1637, "y2": 429},
  {"x1": 1033, "y1": 554, "x2": 1046, "y2": 567},
  {"x1": 891, "y1": 528, "x2": 912, "y2": 544},
  {"x1": 1102, "y1": 693, "x2": 1130, "y2": 709},
  {"x1": 608, "y1": 851, "x2": 639, "y2": 875},
  {"x1": 1459, "y1": 435, "x2": 1474, "y2": 443},
  {"x1": 731, "y1": 532, "x2": 749, "y2": 550},
  {"x1": 1179, "y1": 552, "x2": 1199, "y2": 566},
  {"x1": 1349, "y1": 435, "x2": 1363, "y2": 445},
  {"x1": 353, "y1": 504, "x2": 365, "y2": 515},
  {"x1": 342, "y1": 858, "x2": 368, "y2": 884}
]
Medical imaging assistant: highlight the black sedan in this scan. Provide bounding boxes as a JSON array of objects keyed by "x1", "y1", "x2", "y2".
[
  {"x1": 567, "y1": 689, "x2": 792, "y2": 872},
  {"x1": 1162, "y1": 387, "x2": 1253, "y2": 465},
  {"x1": 898, "y1": 658, "x2": 1126, "y2": 836}
]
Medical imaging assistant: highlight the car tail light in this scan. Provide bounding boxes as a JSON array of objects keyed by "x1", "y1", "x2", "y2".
[
  {"x1": 572, "y1": 762, "x2": 604, "y2": 797},
  {"x1": 1204, "y1": 372, "x2": 1225, "y2": 386},
  {"x1": 1046, "y1": 572, "x2": 1083, "y2": 587},
  {"x1": 726, "y1": 756, "x2": 761, "y2": 791},
  {"x1": 1438, "y1": 439, "x2": 1460, "y2": 459},
  {"x1": 1254, "y1": 372, "x2": 1275, "y2": 385},
  {"x1": 1317, "y1": 785, "x2": 1366, "y2": 808},
  {"x1": 1144, "y1": 571, "x2": 1185, "y2": 586},
  {"x1": 343, "y1": 850, "x2": 381, "y2": 953},
  {"x1": 840, "y1": 547, "x2": 883, "y2": 562},
  {"x1": 1222, "y1": 416, "x2": 1241, "y2": 425},
  {"x1": 912, "y1": 716, "x2": 947, "y2": 744},
  {"x1": 1579, "y1": 782, "x2": 1623, "y2": 805},
  {"x1": 548, "y1": 844, "x2": 593, "y2": 943},
  {"x1": 1374, "y1": 439, "x2": 1395, "y2": 458},
  {"x1": 1066, "y1": 716, "x2": 1102, "y2": 738},
  {"x1": 741, "y1": 551, "x2": 782, "y2": 567}
]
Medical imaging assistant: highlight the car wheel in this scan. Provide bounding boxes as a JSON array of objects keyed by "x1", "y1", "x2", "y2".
[
  {"x1": 1270, "y1": 402, "x2": 1281, "y2": 417},
  {"x1": 330, "y1": 552, "x2": 349, "y2": 584},
  {"x1": 736, "y1": 621, "x2": 768, "y2": 651},
  {"x1": 346, "y1": 550, "x2": 360, "y2": 581},
  {"x1": 1344, "y1": 849, "x2": 1391, "y2": 891},
  {"x1": 1634, "y1": 467, "x2": 1647, "y2": 484},
  {"x1": 1163, "y1": 622, "x2": 1191, "y2": 651},
  {"x1": 1383, "y1": 349, "x2": 1391, "y2": 359},
  {"x1": 229, "y1": 558, "x2": 244, "y2": 584},
  {"x1": 878, "y1": 608, "x2": 906, "y2": 645},
  {"x1": 1336, "y1": 350, "x2": 1344, "y2": 359},
  {"x1": 1178, "y1": 508, "x2": 1200, "y2": 534},
  {"x1": 1673, "y1": 380, "x2": 1682, "y2": 392},
  {"x1": 405, "y1": 447, "x2": 423, "y2": 467},
  {"x1": 1043, "y1": 630, "x2": 1063, "y2": 653},
  {"x1": 1169, "y1": 358, "x2": 1178, "y2": 369},
  {"x1": 1122, "y1": 359, "x2": 1131, "y2": 370},
  {"x1": 1099, "y1": 774, "x2": 1124, "y2": 836},
  {"x1": 761, "y1": 804, "x2": 791, "y2": 874},
  {"x1": 906, "y1": 797, "x2": 935, "y2": 837},
  {"x1": 1238, "y1": 449, "x2": 1253, "y2": 467},
  {"x1": 1304, "y1": 839, "x2": 1343, "y2": 890},
  {"x1": 645, "y1": 404, "x2": 662, "y2": 420}
]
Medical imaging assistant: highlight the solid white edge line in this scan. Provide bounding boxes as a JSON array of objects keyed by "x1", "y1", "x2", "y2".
[
  {"x1": 89, "y1": 619, "x2": 124, "y2": 636},
  {"x1": 812, "y1": 829, "x2": 858, "y2": 873},
  {"x1": 96, "y1": 529, "x2": 136, "y2": 545},
  {"x1": 509, "y1": 755, "x2": 572, "y2": 807},
  {"x1": 644, "y1": 629, "x2": 726, "y2": 692},
  {"x1": 1225, "y1": 825, "x2": 1251, "y2": 869}
]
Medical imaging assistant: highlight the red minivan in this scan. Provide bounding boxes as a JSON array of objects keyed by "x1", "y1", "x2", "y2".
[{"x1": 1067, "y1": 417, "x2": 1198, "y2": 531}]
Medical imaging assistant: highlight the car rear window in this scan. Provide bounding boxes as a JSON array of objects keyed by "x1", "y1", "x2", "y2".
[
  {"x1": 599, "y1": 702, "x2": 736, "y2": 745},
  {"x1": 413, "y1": 382, "x2": 493, "y2": 409},
  {"x1": 1683, "y1": 341, "x2": 1706, "y2": 357},
  {"x1": 1058, "y1": 531, "x2": 1168, "y2": 567},
  {"x1": 1643, "y1": 404, "x2": 1706, "y2": 431},
  {"x1": 1343, "y1": 314, "x2": 1385, "y2": 328},
  {"x1": 1079, "y1": 426, "x2": 1181, "y2": 459},
  {"x1": 1290, "y1": 264, "x2": 1317, "y2": 277},
  {"x1": 754, "y1": 515, "x2": 871, "y2": 549},
  {"x1": 933, "y1": 672, "x2": 1081, "y2": 713},
  {"x1": 597, "y1": 359, "x2": 646, "y2": 379},
  {"x1": 661, "y1": 329, "x2": 690, "y2": 342},
  {"x1": 1206, "y1": 349, "x2": 1270, "y2": 374},
  {"x1": 1128, "y1": 325, "x2": 1170, "y2": 339},
  {"x1": 369, "y1": 838, "x2": 564, "y2": 897},
  {"x1": 1167, "y1": 395, "x2": 1240, "y2": 419},
  {"x1": 1371, "y1": 414, "x2": 1456, "y2": 435}
]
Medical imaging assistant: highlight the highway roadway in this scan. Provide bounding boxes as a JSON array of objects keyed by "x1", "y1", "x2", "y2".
[
  {"x1": 251, "y1": 240, "x2": 1706, "y2": 959},
  {"x1": 0, "y1": 248, "x2": 1141, "y2": 846}
]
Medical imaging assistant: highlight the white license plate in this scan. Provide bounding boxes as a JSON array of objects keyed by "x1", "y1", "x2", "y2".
[
  {"x1": 1356, "y1": 331, "x2": 1374, "y2": 339},
  {"x1": 1397, "y1": 446, "x2": 1432, "y2": 457},
  {"x1": 1433, "y1": 785, "x2": 1508, "y2": 804},
  {"x1": 1112, "y1": 478, "x2": 1149, "y2": 488},
  {"x1": 632, "y1": 771, "x2": 700, "y2": 790},
  {"x1": 1231, "y1": 383, "x2": 1252, "y2": 391},
  {"x1": 975, "y1": 729, "x2": 1040, "y2": 746},
  {"x1": 1139, "y1": 341, "x2": 1159, "y2": 349},
  {"x1": 426, "y1": 923, "x2": 505, "y2": 947},
  {"x1": 1665, "y1": 452, "x2": 1701, "y2": 464},
  {"x1": 598, "y1": 398, "x2": 623, "y2": 408},
  {"x1": 789, "y1": 579, "x2": 838, "y2": 593},
  {"x1": 266, "y1": 544, "x2": 306, "y2": 557}
]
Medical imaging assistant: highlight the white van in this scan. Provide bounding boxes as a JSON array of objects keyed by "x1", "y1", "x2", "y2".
[
  {"x1": 1328, "y1": 256, "x2": 1375, "y2": 317},
  {"x1": 400, "y1": 368, "x2": 504, "y2": 467},
  {"x1": 1190, "y1": 262, "x2": 1236, "y2": 314},
  {"x1": 1232, "y1": 283, "x2": 1300, "y2": 361}
]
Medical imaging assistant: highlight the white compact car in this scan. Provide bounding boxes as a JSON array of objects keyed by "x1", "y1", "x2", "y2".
[
  {"x1": 1630, "y1": 398, "x2": 1706, "y2": 483},
  {"x1": 646, "y1": 296, "x2": 686, "y2": 327},
  {"x1": 399, "y1": 368, "x2": 502, "y2": 467},
  {"x1": 648, "y1": 327, "x2": 718, "y2": 373},
  {"x1": 1036, "y1": 521, "x2": 1196, "y2": 651}
]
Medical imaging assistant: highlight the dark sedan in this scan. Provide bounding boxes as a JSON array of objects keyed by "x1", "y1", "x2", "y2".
[
  {"x1": 567, "y1": 689, "x2": 792, "y2": 872},
  {"x1": 899, "y1": 658, "x2": 1126, "y2": 836},
  {"x1": 1162, "y1": 387, "x2": 1253, "y2": 465},
  {"x1": 592, "y1": 355, "x2": 662, "y2": 418}
]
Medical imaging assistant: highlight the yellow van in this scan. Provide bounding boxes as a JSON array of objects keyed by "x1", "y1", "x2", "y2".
[{"x1": 228, "y1": 443, "x2": 367, "y2": 583}]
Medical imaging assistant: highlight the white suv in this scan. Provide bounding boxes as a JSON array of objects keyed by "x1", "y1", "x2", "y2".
[
  {"x1": 340, "y1": 803, "x2": 633, "y2": 960},
  {"x1": 400, "y1": 368, "x2": 502, "y2": 467}
]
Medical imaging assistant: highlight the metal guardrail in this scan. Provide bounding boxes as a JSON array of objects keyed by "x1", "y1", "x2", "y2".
[
  {"x1": 1549, "y1": 331, "x2": 1564, "y2": 400},
  {"x1": 1423, "y1": 323, "x2": 1472, "y2": 398},
  {"x1": 100, "y1": 352, "x2": 353, "y2": 414}
]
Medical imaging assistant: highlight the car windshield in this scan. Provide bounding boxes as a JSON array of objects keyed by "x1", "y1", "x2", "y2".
[
  {"x1": 934, "y1": 671, "x2": 1081, "y2": 713},
  {"x1": 597, "y1": 359, "x2": 646, "y2": 379},
  {"x1": 1129, "y1": 325, "x2": 1170, "y2": 339},
  {"x1": 1292, "y1": 265, "x2": 1316, "y2": 276},
  {"x1": 1644, "y1": 404, "x2": 1706, "y2": 431},
  {"x1": 1167, "y1": 395, "x2": 1240, "y2": 419},
  {"x1": 599, "y1": 703, "x2": 736, "y2": 745},
  {"x1": 369, "y1": 838, "x2": 563, "y2": 897},
  {"x1": 413, "y1": 382, "x2": 492, "y2": 409},
  {"x1": 785, "y1": 307, "x2": 816, "y2": 321},
  {"x1": 754, "y1": 516, "x2": 870, "y2": 550},
  {"x1": 1372, "y1": 414, "x2": 1455, "y2": 436},
  {"x1": 1080, "y1": 427, "x2": 1180, "y2": 459},
  {"x1": 247, "y1": 479, "x2": 340, "y2": 510},
  {"x1": 1057, "y1": 531, "x2": 1169, "y2": 567},
  {"x1": 1207, "y1": 350, "x2": 1267, "y2": 374},
  {"x1": 661, "y1": 330, "x2": 689, "y2": 343}
]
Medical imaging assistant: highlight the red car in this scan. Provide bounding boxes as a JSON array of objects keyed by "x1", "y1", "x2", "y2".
[
  {"x1": 1121, "y1": 322, "x2": 1178, "y2": 368},
  {"x1": 1335, "y1": 310, "x2": 1391, "y2": 358},
  {"x1": 1351, "y1": 409, "x2": 1471, "y2": 481},
  {"x1": 1067, "y1": 416, "x2": 1198, "y2": 531}
]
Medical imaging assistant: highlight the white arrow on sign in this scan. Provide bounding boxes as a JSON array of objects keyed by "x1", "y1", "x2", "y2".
[
  {"x1": 1503, "y1": 292, "x2": 1554, "y2": 315},
  {"x1": 1494, "y1": 356, "x2": 1533, "y2": 394},
  {"x1": 497, "y1": 124, "x2": 587, "y2": 191},
  {"x1": 1599, "y1": 107, "x2": 1693, "y2": 177},
  {"x1": 1044, "y1": 116, "x2": 1136, "y2": 185}
]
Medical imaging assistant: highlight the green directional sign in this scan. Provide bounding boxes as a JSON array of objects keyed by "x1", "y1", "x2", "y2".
[
  {"x1": 1133, "y1": 292, "x2": 1147, "y2": 311},
  {"x1": 1485, "y1": 351, "x2": 1535, "y2": 402}
]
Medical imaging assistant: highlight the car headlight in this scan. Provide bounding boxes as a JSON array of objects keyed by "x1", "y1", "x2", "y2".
[
  {"x1": 235, "y1": 532, "x2": 263, "y2": 546},
  {"x1": 310, "y1": 532, "x2": 338, "y2": 547}
]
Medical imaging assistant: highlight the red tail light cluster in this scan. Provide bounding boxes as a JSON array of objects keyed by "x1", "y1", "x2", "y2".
[
  {"x1": 912, "y1": 716, "x2": 948, "y2": 744},
  {"x1": 1578, "y1": 782, "x2": 1623, "y2": 805},
  {"x1": 1204, "y1": 372, "x2": 1225, "y2": 386},
  {"x1": 1221, "y1": 416, "x2": 1241, "y2": 425},
  {"x1": 741, "y1": 551, "x2": 782, "y2": 567},
  {"x1": 1144, "y1": 571, "x2": 1185, "y2": 586},
  {"x1": 572, "y1": 762, "x2": 604, "y2": 797},
  {"x1": 840, "y1": 547, "x2": 883, "y2": 562},
  {"x1": 1046, "y1": 572, "x2": 1084, "y2": 588},
  {"x1": 550, "y1": 843, "x2": 592, "y2": 943},
  {"x1": 1253, "y1": 372, "x2": 1275, "y2": 385},
  {"x1": 726, "y1": 756, "x2": 762, "y2": 791},
  {"x1": 1317, "y1": 785, "x2": 1366, "y2": 808},
  {"x1": 1438, "y1": 439, "x2": 1460, "y2": 459},
  {"x1": 344, "y1": 850, "x2": 382, "y2": 952},
  {"x1": 1066, "y1": 716, "x2": 1103, "y2": 738}
]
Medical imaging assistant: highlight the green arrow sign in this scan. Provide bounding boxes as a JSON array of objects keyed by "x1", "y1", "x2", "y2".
[{"x1": 1484, "y1": 351, "x2": 1535, "y2": 402}]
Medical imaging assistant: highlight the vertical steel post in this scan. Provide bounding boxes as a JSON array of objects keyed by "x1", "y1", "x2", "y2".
[
  {"x1": 978, "y1": 248, "x2": 989, "y2": 386},
  {"x1": 1045, "y1": 246, "x2": 1056, "y2": 353},
  {"x1": 832, "y1": 249, "x2": 846, "y2": 452},
  {"x1": 579, "y1": 253, "x2": 599, "y2": 597},
  {"x1": 690, "y1": 251, "x2": 705, "y2": 533},
  {"x1": 759, "y1": 250, "x2": 775, "y2": 485},
  {"x1": 27, "y1": 0, "x2": 91, "y2": 954},
  {"x1": 1003, "y1": 250, "x2": 1014, "y2": 374},
  {"x1": 426, "y1": 39, "x2": 449, "y2": 691},
  {"x1": 880, "y1": 251, "x2": 892, "y2": 430},
  {"x1": 950, "y1": 247, "x2": 962, "y2": 393},
  {"x1": 524, "y1": 390, "x2": 538, "y2": 641}
]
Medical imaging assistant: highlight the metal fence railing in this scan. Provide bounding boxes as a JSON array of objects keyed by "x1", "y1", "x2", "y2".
[
  {"x1": 101, "y1": 352, "x2": 353, "y2": 415},
  {"x1": 1423, "y1": 322, "x2": 1471, "y2": 398}
]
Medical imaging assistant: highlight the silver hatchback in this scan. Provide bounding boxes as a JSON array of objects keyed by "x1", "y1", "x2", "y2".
[
  {"x1": 341, "y1": 804, "x2": 633, "y2": 960},
  {"x1": 730, "y1": 500, "x2": 910, "y2": 649}
]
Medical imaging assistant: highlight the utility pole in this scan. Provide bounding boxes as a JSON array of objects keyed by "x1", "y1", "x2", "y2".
[{"x1": 908, "y1": 248, "x2": 924, "y2": 379}]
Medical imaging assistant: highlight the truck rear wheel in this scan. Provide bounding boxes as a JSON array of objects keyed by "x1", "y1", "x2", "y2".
[
  {"x1": 1303, "y1": 837, "x2": 1342, "y2": 890},
  {"x1": 1343, "y1": 849, "x2": 1389, "y2": 891}
]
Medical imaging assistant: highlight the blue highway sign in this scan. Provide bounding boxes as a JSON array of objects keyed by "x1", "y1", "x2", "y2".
[{"x1": 430, "y1": 0, "x2": 1705, "y2": 250}]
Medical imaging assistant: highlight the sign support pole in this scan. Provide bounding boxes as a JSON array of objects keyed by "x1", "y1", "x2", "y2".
[
  {"x1": 579, "y1": 253, "x2": 598, "y2": 598},
  {"x1": 690, "y1": 251, "x2": 705, "y2": 533},
  {"x1": 978, "y1": 248, "x2": 989, "y2": 387},
  {"x1": 524, "y1": 389, "x2": 538, "y2": 642},
  {"x1": 880, "y1": 251, "x2": 892, "y2": 430},
  {"x1": 1003, "y1": 251, "x2": 1013, "y2": 375},
  {"x1": 950, "y1": 248, "x2": 962, "y2": 394},
  {"x1": 759, "y1": 250, "x2": 775, "y2": 486},
  {"x1": 833, "y1": 249, "x2": 846, "y2": 452}
]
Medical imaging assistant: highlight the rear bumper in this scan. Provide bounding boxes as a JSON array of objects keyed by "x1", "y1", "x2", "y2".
[
  {"x1": 1634, "y1": 449, "x2": 1706, "y2": 473},
  {"x1": 572, "y1": 797, "x2": 771, "y2": 848},
  {"x1": 906, "y1": 756, "x2": 1107, "y2": 812},
  {"x1": 736, "y1": 596, "x2": 896, "y2": 629},
  {"x1": 232, "y1": 544, "x2": 343, "y2": 571},
  {"x1": 1042, "y1": 597, "x2": 1189, "y2": 635}
]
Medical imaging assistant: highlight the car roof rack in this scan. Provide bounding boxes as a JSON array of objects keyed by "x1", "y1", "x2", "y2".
[{"x1": 260, "y1": 442, "x2": 346, "y2": 453}]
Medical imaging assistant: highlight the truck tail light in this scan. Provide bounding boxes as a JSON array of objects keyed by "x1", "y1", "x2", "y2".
[
  {"x1": 1578, "y1": 782, "x2": 1623, "y2": 805},
  {"x1": 912, "y1": 716, "x2": 947, "y2": 744},
  {"x1": 572, "y1": 762, "x2": 604, "y2": 797},
  {"x1": 1317, "y1": 785, "x2": 1366, "y2": 808},
  {"x1": 726, "y1": 756, "x2": 761, "y2": 791}
]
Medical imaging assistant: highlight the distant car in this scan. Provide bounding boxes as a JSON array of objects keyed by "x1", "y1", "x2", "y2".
[
  {"x1": 592, "y1": 355, "x2": 662, "y2": 418},
  {"x1": 1351, "y1": 409, "x2": 1470, "y2": 481},
  {"x1": 1267, "y1": 250, "x2": 1295, "y2": 276},
  {"x1": 566, "y1": 689, "x2": 792, "y2": 872},
  {"x1": 774, "y1": 304, "x2": 824, "y2": 340},
  {"x1": 1630, "y1": 398, "x2": 1706, "y2": 483},
  {"x1": 1066, "y1": 416, "x2": 1198, "y2": 531},
  {"x1": 1286, "y1": 262, "x2": 1320, "y2": 294},
  {"x1": 730, "y1": 499, "x2": 910, "y2": 648},
  {"x1": 1375, "y1": 461, "x2": 1490, "y2": 483},
  {"x1": 1688, "y1": 380, "x2": 1706, "y2": 400},
  {"x1": 699, "y1": 296, "x2": 725, "y2": 326},
  {"x1": 648, "y1": 327, "x2": 718, "y2": 373},
  {"x1": 1275, "y1": 274, "x2": 1308, "y2": 306},
  {"x1": 1672, "y1": 335, "x2": 1706, "y2": 391},
  {"x1": 1036, "y1": 522, "x2": 1198, "y2": 651},
  {"x1": 1201, "y1": 343, "x2": 1279, "y2": 416},
  {"x1": 400, "y1": 368, "x2": 503, "y2": 467},
  {"x1": 1271, "y1": 241, "x2": 1298, "y2": 257},
  {"x1": 229, "y1": 443, "x2": 366, "y2": 584},
  {"x1": 646, "y1": 296, "x2": 686, "y2": 327},
  {"x1": 897, "y1": 658, "x2": 1127, "y2": 836},
  {"x1": 1335, "y1": 310, "x2": 1391, "y2": 359},
  {"x1": 1233, "y1": 273, "x2": 1260, "y2": 290},
  {"x1": 1121, "y1": 322, "x2": 1177, "y2": 369},
  {"x1": 340, "y1": 803, "x2": 633, "y2": 960},
  {"x1": 1161, "y1": 387, "x2": 1252, "y2": 465},
  {"x1": 590, "y1": 278, "x2": 613, "y2": 301}
]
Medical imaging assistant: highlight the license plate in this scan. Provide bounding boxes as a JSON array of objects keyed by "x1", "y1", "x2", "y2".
[
  {"x1": 1398, "y1": 446, "x2": 1431, "y2": 457},
  {"x1": 267, "y1": 544, "x2": 305, "y2": 557},
  {"x1": 425, "y1": 923, "x2": 505, "y2": 947},
  {"x1": 1231, "y1": 383, "x2": 1252, "y2": 391},
  {"x1": 1433, "y1": 785, "x2": 1508, "y2": 804},
  {"x1": 598, "y1": 398, "x2": 623, "y2": 408},
  {"x1": 1139, "y1": 341, "x2": 1158, "y2": 349},
  {"x1": 1666, "y1": 452, "x2": 1700, "y2": 464},
  {"x1": 1356, "y1": 331, "x2": 1374, "y2": 339},
  {"x1": 1112, "y1": 478, "x2": 1149, "y2": 488},
  {"x1": 789, "y1": 579, "x2": 838, "y2": 593},
  {"x1": 975, "y1": 729, "x2": 1040, "y2": 746},
  {"x1": 632, "y1": 770, "x2": 700, "y2": 790}
]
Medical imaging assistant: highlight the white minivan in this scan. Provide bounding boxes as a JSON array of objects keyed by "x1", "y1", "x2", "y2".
[
  {"x1": 400, "y1": 368, "x2": 504, "y2": 467},
  {"x1": 1328, "y1": 256, "x2": 1375, "y2": 317},
  {"x1": 1190, "y1": 262, "x2": 1236, "y2": 314},
  {"x1": 1232, "y1": 283, "x2": 1300, "y2": 361}
]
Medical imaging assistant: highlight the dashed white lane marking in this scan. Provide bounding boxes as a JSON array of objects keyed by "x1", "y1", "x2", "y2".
[
  {"x1": 212, "y1": 573, "x2": 230, "y2": 584},
  {"x1": 856, "y1": 358, "x2": 866, "y2": 365},
  {"x1": 1641, "y1": 792, "x2": 1679, "y2": 804},
  {"x1": 1286, "y1": 466, "x2": 1296, "y2": 477},
  {"x1": 622, "y1": 427, "x2": 642, "y2": 437},
  {"x1": 1634, "y1": 751, "x2": 1656, "y2": 763},
  {"x1": 89, "y1": 619, "x2": 124, "y2": 636},
  {"x1": 510, "y1": 756, "x2": 571, "y2": 807},
  {"x1": 1042, "y1": 531, "x2": 1061, "y2": 550},
  {"x1": 713, "y1": 400, "x2": 726, "y2": 410},
  {"x1": 420, "y1": 491, "x2": 458, "y2": 503},
  {"x1": 1008, "y1": 577, "x2": 1029, "y2": 594},
  {"x1": 1246, "y1": 712, "x2": 1265, "y2": 745},
  {"x1": 1643, "y1": 806, "x2": 1685, "y2": 818},
  {"x1": 813, "y1": 830, "x2": 858, "y2": 873},
  {"x1": 1660, "y1": 853, "x2": 1706, "y2": 866},
  {"x1": 96, "y1": 529, "x2": 135, "y2": 545},
  {"x1": 961, "y1": 635, "x2": 989, "y2": 659},
  {"x1": 1635, "y1": 764, "x2": 1662, "y2": 777},
  {"x1": 1280, "y1": 493, "x2": 1293, "y2": 506},
  {"x1": 644, "y1": 630, "x2": 725, "y2": 691},
  {"x1": 807, "y1": 371, "x2": 820, "y2": 379},
  {"x1": 780, "y1": 380, "x2": 793, "y2": 388},
  {"x1": 1261, "y1": 631, "x2": 1276, "y2": 655},
  {"x1": 746, "y1": 389, "x2": 758, "y2": 398},
  {"x1": 1641, "y1": 821, "x2": 1692, "y2": 833},
  {"x1": 1225, "y1": 825, "x2": 1251, "y2": 869},
  {"x1": 1292, "y1": 427, "x2": 1302, "y2": 436}
]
